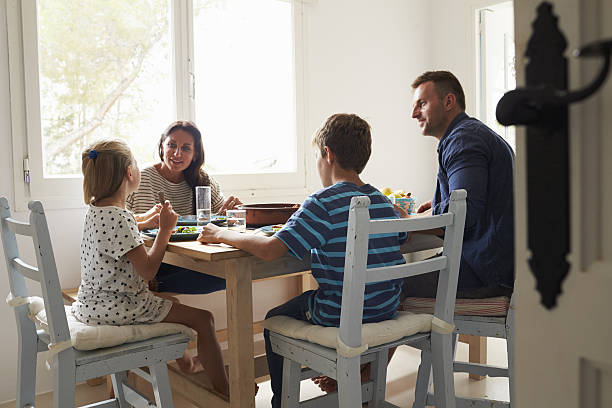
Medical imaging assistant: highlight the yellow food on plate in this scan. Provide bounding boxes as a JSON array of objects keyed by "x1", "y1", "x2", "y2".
[{"x1": 383, "y1": 187, "x2": 412, "y2": 198}]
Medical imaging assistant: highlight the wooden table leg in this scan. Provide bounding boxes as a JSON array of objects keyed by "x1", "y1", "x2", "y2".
[
  {"x1": 225, "y1": 258, "x2": 255, "y2": 408},
  {"x1": 299, "y1": 271, "x2": 317, "y2": 293},
  {"x1": 458, "y1": 334, "x2": 487, "y2": 380}
]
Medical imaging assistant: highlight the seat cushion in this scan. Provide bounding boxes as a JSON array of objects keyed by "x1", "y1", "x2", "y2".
[
  {"x1": 262, "y1": 311, "x2": 433, "y2": 352},
  {"x1": 398, "y1": 296, "x2": 510, "y2": 316},
  {"x1": 28, "y1": 296, "x2": 194, "y2": 351}
]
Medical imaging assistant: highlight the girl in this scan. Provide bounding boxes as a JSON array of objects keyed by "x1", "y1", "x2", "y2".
[{"x1": 71, "y1": 139, "x2": 229, "y2": 398}]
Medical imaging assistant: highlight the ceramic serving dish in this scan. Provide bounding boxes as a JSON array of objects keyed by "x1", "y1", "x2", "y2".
[{"x1": 237, "y1": 203, "x2": 300, "y2": 227}]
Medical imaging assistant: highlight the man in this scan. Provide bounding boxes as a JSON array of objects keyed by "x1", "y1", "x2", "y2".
[{"x1": 405, "y1": 70, "x2": 514, "y2": 298}]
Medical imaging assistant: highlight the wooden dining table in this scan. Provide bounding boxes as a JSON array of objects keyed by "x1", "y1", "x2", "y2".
[{"x1": 144, "y1": 232, "x2": 444, "y2": 407}]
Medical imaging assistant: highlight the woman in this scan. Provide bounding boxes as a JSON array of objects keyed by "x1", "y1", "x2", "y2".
[{"x1": 127, "y1": 120, "x2": 242, "y2": 294}]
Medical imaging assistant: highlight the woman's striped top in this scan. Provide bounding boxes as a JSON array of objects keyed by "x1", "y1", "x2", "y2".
[
  {"x1": 126, "y1": 165, "x2": 225, "y2": 216},
  {"x1": 274, "y1": 181, "x2": 408, "y2": 327}
]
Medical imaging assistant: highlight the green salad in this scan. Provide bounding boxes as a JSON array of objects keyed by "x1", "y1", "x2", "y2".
[{"x1": 174, "y1": 226, "x2": 198, "y2": 234}]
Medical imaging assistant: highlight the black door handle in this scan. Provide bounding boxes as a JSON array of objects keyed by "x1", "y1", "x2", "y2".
[{"x1": 496, "y1": 38, "x2": 612, "y2": 127}]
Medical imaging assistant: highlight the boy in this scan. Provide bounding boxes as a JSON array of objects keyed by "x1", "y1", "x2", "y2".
[{"x1": 198, "y1": 113, "x2": 408, "y2": 407}]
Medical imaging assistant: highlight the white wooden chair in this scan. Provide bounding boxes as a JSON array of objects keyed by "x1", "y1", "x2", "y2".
[
  {"x1": 265, "y1": 189, "x2": 467, "y2": 407},
  {"x1": 1, "y1": 197, "x2": 190, "y2": 408},
  {"x1": 413, "y1": 294, "x2": 514, "y2": 408}
]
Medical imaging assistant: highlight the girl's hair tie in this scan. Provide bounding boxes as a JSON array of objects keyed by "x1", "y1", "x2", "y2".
[{"x1": 88, "y1": 149, "x2": 98, "y2": 160}]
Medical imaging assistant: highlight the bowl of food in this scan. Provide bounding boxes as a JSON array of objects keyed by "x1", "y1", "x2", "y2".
[
  {"x1": 390, "y1": 196, "x2": 417, "y2": 214},
  {"x1": 382, "y1": 188, "x2": 417, "y2": 214},
  {"x1": 237, "y1": 203, "x2": 300, "y2": 227}
]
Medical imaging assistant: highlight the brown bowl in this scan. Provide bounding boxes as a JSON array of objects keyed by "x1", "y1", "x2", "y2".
[{"x1": 238, "y1": 203, "x2": 300, "y2": 227}]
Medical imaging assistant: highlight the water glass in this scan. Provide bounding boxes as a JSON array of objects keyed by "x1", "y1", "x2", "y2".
[
  {"x1": 195, "y1": 186, "x2": 211, "y2": 225},
  {"x1": 226, "y1": 209, "x2": 247, "y2": 232}
]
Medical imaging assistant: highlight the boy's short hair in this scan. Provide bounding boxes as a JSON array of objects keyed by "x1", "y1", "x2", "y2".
[
  {"x1": 312, "y1": 113, "x2": 372, "y2": 174},
  {"x1": 412, "y1": 70, "x2": 466, "y2": 111}
]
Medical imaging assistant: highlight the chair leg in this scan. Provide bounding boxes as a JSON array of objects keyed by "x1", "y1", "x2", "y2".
[
  {"x1": 149, "y1": 362, "x2": 175, "y2": 408},
  {"x1": 16, "y1": 332, "x2": 38, "y2": 408},
  {"x1": 110, "y1": 371, "x2": 129, "y2": 407},
  {"x1": 281, "y1": 358, "x2": 302, "y2": 408},
  {"x1": 336, "y1": 355, "x2": 362, "y2": 408},
  {"x1": 367, "y1": 348, "x2": 389, "y2": 407},
  {"x1": 413, "y1": 349, "x2": 432, "y2": 408},
  {"x1": 430, "y1": 332, "x2": 456, "y2": 408},
  {"x1": 53, "y1": 352, "x2": 76, "y2": 408},
  {"x1": 506, "y1": 305, "x2": 515, "y2": 407},
  {"x1": 415, "y1": 333, "x2": 458, "y2": 408}
]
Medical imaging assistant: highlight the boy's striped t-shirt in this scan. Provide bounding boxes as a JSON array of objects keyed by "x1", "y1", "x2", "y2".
[{"x1": 274, "y1": 182, "x2": 408, "y2": 327}]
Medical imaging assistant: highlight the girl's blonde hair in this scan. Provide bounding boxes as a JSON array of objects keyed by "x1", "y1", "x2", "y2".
[{"x1": 81, "y1": 139, "x2": 134, "y2": 205}]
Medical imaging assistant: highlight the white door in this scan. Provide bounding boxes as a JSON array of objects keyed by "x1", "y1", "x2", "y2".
[{"x1": 514, "y1": 0, "x2": 612, "y2": 406}]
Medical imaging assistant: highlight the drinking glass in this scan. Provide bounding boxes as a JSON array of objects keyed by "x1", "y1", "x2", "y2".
[
  {"x1": 226, "y1": 209, "x2": 247, "y2": 232},
  {"x1": 195, "y1": 186, "x2": 211, "y2": 225}
]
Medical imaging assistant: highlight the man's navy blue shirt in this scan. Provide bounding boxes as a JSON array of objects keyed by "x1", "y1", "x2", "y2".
[{"x1": 432, "y1": 112, "x2": 515, "y2": 289}]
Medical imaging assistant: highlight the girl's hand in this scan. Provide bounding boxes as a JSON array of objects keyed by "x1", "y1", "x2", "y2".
[
  {"x1": 218, "y1": 195, "x2": 243, "y2": 215},
  {"x1": 159, "y1": 201, "x2": 178, "y2": 233},
  {"x1": 139, "y1": 213, "x2": 160, "y2": 230},
  {"x1": 197, "y1": 223, "x2": 223, "y2": 244}
]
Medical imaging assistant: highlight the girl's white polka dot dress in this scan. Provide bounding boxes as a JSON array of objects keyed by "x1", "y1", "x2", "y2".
[{"x1": 71, "y1": 205, "x2": 172, "y2": 325}]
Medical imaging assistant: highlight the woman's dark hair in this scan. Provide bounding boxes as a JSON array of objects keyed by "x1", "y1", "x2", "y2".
[{"x1": 158, "y1": 120, "x2": 210, "y2": 188}]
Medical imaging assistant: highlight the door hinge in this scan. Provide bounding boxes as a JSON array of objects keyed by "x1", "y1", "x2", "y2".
[{"x1": 23, "y1": 157, "x2": 30, "y2": 184}]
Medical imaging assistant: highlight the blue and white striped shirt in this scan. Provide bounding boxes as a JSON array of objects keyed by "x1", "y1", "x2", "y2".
[{"x1": 275, "y1": 182, "x2": 408, "y2": 327}]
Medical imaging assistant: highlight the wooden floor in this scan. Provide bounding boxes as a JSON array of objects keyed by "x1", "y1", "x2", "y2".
[{"x1": 0, "y1": 338, "x2": 510, "y2": 407}]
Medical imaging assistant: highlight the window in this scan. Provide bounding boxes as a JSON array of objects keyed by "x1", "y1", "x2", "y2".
[
  {"x1": 8, "y1": 0, "x2": 305, "y2": 209},
  {"x1": 476, "y1": 1, "x2": 516, "y2": 149}
]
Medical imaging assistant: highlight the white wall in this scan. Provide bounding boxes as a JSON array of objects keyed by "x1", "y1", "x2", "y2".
[
  {"x1": 302, "y1": 0, "x2": 436, "y2": 200},
  {"x1": 0, "y1": 0, "x2": 482, "y2": 402}
]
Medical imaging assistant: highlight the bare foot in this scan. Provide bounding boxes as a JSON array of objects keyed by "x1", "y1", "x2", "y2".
[
  {"x1": 176, "y1": 354, "x2": 204, "y2": 374},
  {"x1": 312, "y1": 363, "x2": 371, "y2": 393}
]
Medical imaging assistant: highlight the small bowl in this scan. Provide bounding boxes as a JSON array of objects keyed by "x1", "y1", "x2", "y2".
[{"x1": 390, "y1": 196, "x2": 417, "y2": 214}]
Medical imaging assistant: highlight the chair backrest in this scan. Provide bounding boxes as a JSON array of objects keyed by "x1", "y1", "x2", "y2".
[
  {"x1": 1, "y1": 197, "x2": 71, "y2": 346},
  {"x1": 339, "y1": 190, "x2": 467, "y2": 350}
]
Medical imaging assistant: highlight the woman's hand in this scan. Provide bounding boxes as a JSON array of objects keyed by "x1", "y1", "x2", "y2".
[
  {"x1": 134, "y1": 203, "x2": 162, "y2": 224},
  {"x1": 159, "y1": 201, "x2": 178, "y2": 233},
  {"x1": 218, "y1": 195, "x2": 243, "y2": 214},
  {"x1": 143, "y1": 203, "x2": 162, "y2": 219},
  {"x1": 197, "y1": 223, "x2": 223, "y2": 244},
  {"x1": 138, "y1": 213, "x2": 160, "y2": 230}
]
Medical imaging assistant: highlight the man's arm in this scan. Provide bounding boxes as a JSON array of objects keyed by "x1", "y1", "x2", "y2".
[
  {"x1": 437, "y1": 138, "x2": 489, "y2": 232},
  {"x1": 198, "y1": 224, "x2": 289, "y2": 261}
]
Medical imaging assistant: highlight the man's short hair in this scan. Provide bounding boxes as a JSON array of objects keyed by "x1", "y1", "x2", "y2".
[
  {"x1": 312, "y1": 113, "x2": 372, "y2": 174},
  {"x1": 412, "y1": 71, "x2": 466, "y2": 111}
]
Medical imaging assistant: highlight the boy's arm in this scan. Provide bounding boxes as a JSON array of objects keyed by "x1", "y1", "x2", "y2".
[{"x1": 198, "y1": 224, "x2": 288, "y2": 261}]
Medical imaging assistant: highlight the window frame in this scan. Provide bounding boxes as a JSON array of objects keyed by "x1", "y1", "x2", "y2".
[
  {"x1": 7, "y1": 0, "x2": 308, "y2": 211},
  {"x1": 473, "y1": 0, "x2": 516, "y2": 149}
]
